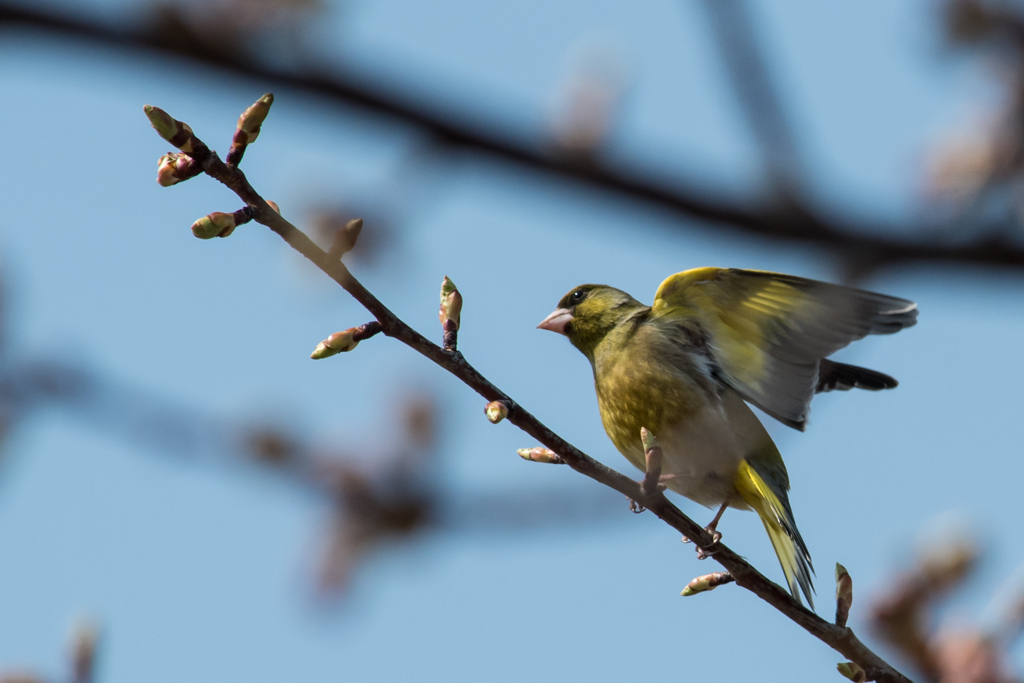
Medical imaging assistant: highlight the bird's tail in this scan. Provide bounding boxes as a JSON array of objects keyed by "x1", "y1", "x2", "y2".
[{"x1": 734, "y1": 459, "x2": 815, "y2": 608}]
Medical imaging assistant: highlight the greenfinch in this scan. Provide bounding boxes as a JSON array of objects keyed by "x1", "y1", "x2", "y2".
[{"x1": 538, "y1": 268, "x2": 917, "y2": 607}]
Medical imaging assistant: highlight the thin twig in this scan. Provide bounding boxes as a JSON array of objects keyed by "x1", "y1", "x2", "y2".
[{"x1": 149, "y1": 111, "x2": 915, "y2": 683}]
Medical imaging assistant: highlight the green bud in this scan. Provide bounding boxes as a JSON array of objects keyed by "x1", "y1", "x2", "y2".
[
  {"x1": 439, "y1": 275, "x2": 463, "y2": 331},
  {"x1": 310, "y1": 328, "x2": 360, "y2": 359},
  {"x1": 144, "y1": 105, "x2": 195, "y2": 152},
  {"x1": 836, "y1": 662, "x2": 866, "y2": 682},
  {"x1": 680, "y1": 571, "x2": 734, "y2": 596},
  {"x1": 485, "y1": 400, "x2": 508, "y2": 424},
  {"x1": 237, "y1": 93, "x2": 274, "y2": 141},
  {"x1": 191, "y1": 212, "x2": 237, "y2": 239},
  {"x1": 516, "y1": 447, "x2": 563, "y2": 464},
  {"x1": 144, "y1": 105, "x2": 179, "y2": 142}
]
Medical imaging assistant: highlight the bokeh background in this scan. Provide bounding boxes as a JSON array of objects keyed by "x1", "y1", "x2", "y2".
[{"x1": 2, "y1": 0, "x2": 1023, "y2": 681}]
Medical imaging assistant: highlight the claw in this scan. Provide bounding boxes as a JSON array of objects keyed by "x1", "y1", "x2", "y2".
[{"x1": 689, "y1": 503, "x2": 728, "y2": 559}]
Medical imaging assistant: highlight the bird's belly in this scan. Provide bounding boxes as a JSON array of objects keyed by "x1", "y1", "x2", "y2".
[{"x1": 656, "y1": 406, "x2": 749, "y2": 509}]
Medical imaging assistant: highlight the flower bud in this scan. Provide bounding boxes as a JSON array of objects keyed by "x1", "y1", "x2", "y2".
[
  {"x1": 310, "y1": 328, "x2": 360, "y2": 359},
  {"x1": 439, "y1": 275, "x2": 462, "y2": 331},
  {"x1": 237, "y1": 93, "x2": 274, "y2": 141},
  {"x1": 143, "y1": 105, "x2": 195, "y2": 152},
  {"x1": 836, "y1": 662, "x2": 866, "y2": 683},
  {"x1": 266, "y1": 200, "x2": 281, "y2": 214},
  {"x1": 191, "y1": 212, "x2": 237, "y2": 239},
  {"x1": 485, "y1": 400, "x2": 508, "y2": 424},
  {"x1": 156, "y1": 152, "x2": 198, "y2": 187},
  {"x1": 516, "y1": 447, "x2": 563, "y2": 464},
  {"x1": 835, "y1": 563, "x2": 853, "y2": 628},
  {"x1": 681, "y1": 571, "x2": 734, "y2": 596},
  {"x1": 144, "y1": 104, "x2": 179, "y2": 142}
]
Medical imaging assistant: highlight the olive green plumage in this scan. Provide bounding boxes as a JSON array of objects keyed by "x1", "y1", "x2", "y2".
[{"x1": 540, "y1": 268, "x2": 917, "y2": 607}]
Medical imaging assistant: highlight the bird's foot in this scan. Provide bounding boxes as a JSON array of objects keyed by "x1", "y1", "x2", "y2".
[
  {"x1": 695, "y1": 532, "x2": 721, "y2": 560},
  {"x1": 690, "y1": 504, "x2": 728, "y2": 559}
]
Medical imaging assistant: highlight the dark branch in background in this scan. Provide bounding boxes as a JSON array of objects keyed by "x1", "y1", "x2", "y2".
[
  {"x1": 143, "y1": 98, "x2": 915, "y2": 683},
  {"x1": 7, "y1": 3, "x2": 1024, "y2": 272},
  {"x1": 698, "y1": 0, "x2": 803, "y2": 191}
]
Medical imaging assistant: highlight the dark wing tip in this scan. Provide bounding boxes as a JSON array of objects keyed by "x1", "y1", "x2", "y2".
[
  {"x1": 870, "y1": 299, "x2": 918, "y2": 334},
  {"x1": 817, "y1": 360, "x2": 899, "y2": 393}
]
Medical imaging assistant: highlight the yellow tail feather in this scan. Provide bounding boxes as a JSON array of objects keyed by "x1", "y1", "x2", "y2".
[{"x1": 735, "y1": 460, "x2": 815, "y2": 608}]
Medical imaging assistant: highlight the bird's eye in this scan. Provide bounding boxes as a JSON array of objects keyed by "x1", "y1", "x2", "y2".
[{"x1": 570, "y1": 289, "x2": 587, "y2": 304}]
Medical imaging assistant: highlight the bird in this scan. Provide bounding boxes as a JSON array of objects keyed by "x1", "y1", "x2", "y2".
[{"x1": 537, "y1": 267, "x2": 917, "y2": 607}]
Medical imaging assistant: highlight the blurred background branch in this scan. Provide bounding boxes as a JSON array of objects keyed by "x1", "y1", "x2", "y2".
[{"x1": 9, "y1": 1, "x2": 1024, "y2": 274}]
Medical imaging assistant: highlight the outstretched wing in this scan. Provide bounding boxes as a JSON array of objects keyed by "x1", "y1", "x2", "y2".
[{"x1": 651, "y1": 268, "x2": 917, "y2": 430}]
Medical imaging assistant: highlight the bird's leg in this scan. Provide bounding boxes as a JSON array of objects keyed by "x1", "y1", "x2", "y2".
[
  {"x1": 629, "y1": 427, "x2": 666, "y2": 513},
  {"x1": 705, "y1": 502, "x2": 727, "y2": 543},
  {"x1": 682, "y1": 502, "x2": 728, "y2": 558},
  {"x1": 694, "y1": 502, "x2": 728, "y2": 560}
]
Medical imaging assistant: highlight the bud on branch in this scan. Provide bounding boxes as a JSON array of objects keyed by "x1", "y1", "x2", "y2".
[
  {"x1": 191, "y1": 207, "x2": 255, "y2": 239},
  {"x1": 639, "y1": 426, "x2": 665, "y2": 497},
  {"x1": 310, "y1": 321, "x2": 383, "y2": 359},
  {"x1": 157, "y1": 152, "x2": 202, "y2": 187},
  {"x1": 836, "y1": 661, "x2": 866, "y2": 682},
  {"x1": 484, "y1": 400, "x2": 509, "y2": 424},
  {"x1": 144, "y1": 105, "x2": 200, "y2": 154},
  {"x1": 227, "y1": 93, "x2": 274, "y2": 166},
  {"x1": 836, "y1": 563, "x2": 853, "y2": 628},
  {"x1": 681, "y1": 571, "x2": 735, "y2": 596},
  {"x1": 439, "y1": 275, "x2": 462, "y2": 352},
  {"x1": 517, "y1": 447, "x2": 564, "y2": 464}
]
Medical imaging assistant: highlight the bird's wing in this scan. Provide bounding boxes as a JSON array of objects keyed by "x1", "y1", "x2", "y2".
[{"x1": 651, "y1": 267, "x2": 917, "y2": 431}]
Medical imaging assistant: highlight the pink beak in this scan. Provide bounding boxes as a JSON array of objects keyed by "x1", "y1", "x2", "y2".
[{"x1": 537, "y1": 308, "x2": 573, "y2": 335}]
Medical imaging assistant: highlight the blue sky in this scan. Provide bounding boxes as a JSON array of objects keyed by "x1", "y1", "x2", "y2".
[{"x1": 1, "y1": 0, "x2": 1022, "y2": 681}]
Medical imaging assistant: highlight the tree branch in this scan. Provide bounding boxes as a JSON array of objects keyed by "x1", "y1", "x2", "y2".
[
  {"x1": 699, "y1": 0, "x2": 803, "y2": 189},
  {"x1": 143, "y1": 100, "x2": 915, "y2": 683},
  {"x1": 8, "y1": 2, "x2": 1024, "y2": 273}
]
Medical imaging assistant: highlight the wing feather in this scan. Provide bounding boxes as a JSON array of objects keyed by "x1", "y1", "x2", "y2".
[{"x1": 652, "y1": 268, "x2": 917, "y2": 430}]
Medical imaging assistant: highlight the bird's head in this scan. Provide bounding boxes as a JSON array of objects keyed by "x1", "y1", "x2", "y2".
[{"x1": 538, "y1": 284, "x2": 644, "y2": 359}]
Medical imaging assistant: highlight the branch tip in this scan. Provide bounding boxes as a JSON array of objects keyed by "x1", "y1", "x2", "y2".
[
  {"x1": 143, "y1": 104, "x2": 197, "y2": 153},
  {"x1": 639, "y1": 426, "x2": 664, "y2": 497},
  {"x1": 238, "y1": 93, "x2": 274, "y2": 138},
  {"x1": 439, "y1": 275, "x2": 462, "y2": 351},
  {"x1": 835, "y1": 563, "x2": 853, "y2": 628},
  {"x1": 227, "y1": 93, "x2": 275, "y2": 166}
]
